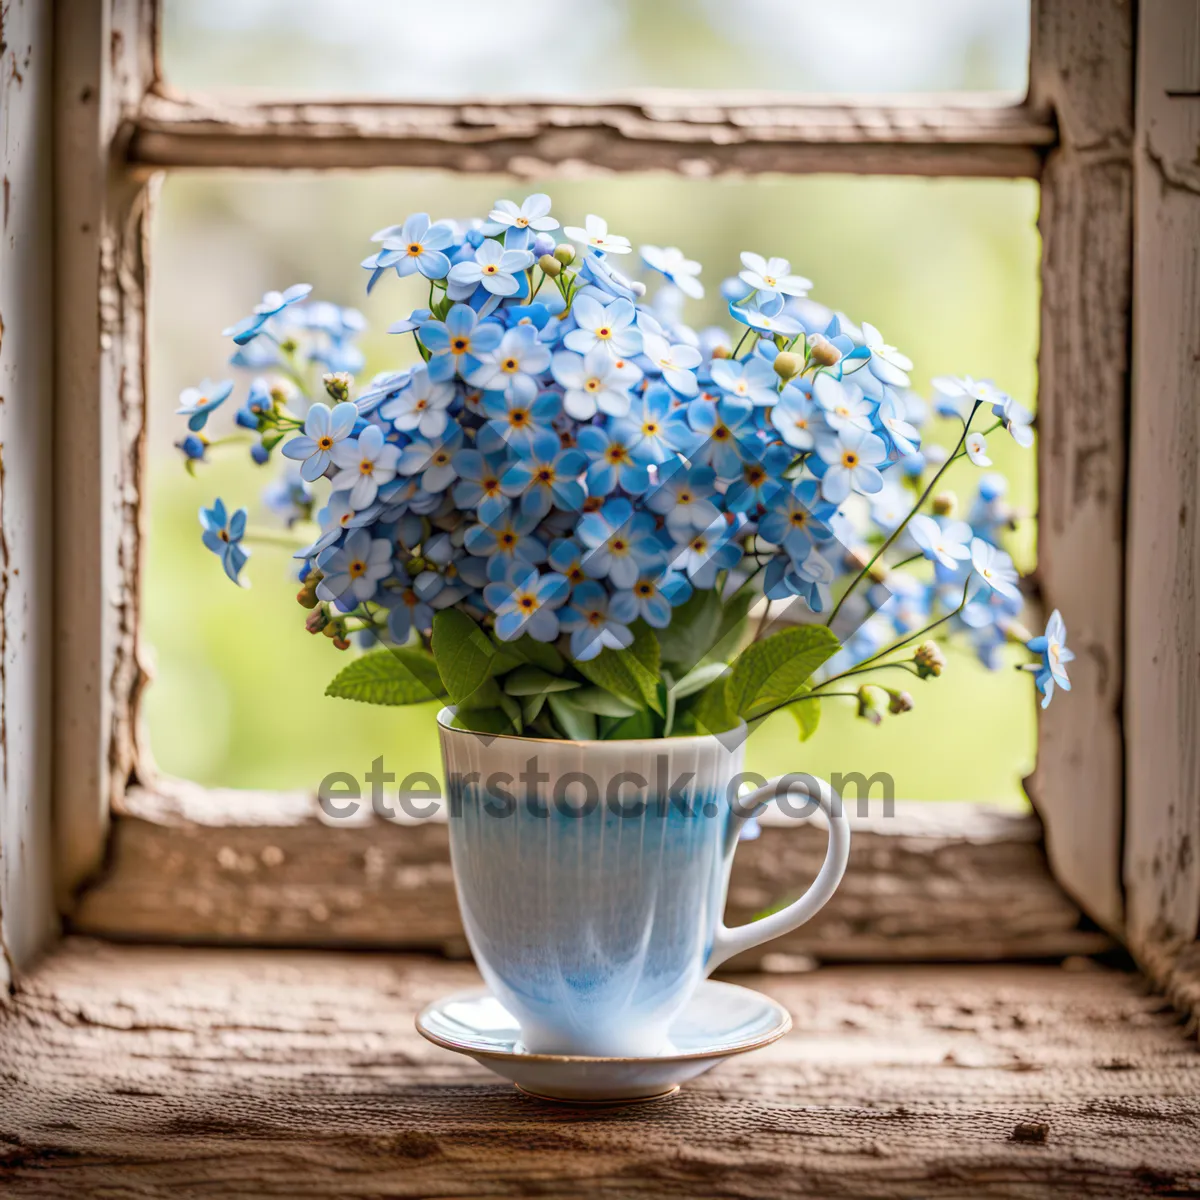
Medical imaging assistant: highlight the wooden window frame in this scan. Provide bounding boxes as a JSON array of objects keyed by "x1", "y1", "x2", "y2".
[{"x1": 44, "y1": 0, "x2": 1194, "y2": 987}]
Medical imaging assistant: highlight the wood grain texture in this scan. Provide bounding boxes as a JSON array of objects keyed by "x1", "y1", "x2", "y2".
[
  {"x1": 126, "y1": 91, "x2": 1055, "y2": 177},
  {"x1": 1025, "y1": 0, "x2": 1134, "y2": 936},
  {"x1": 0, "y1": 0, "x2": 58, "y2": 975},
  {"x1": 1124, "y1": 0, "x2": 1200, "y2": 972},
  {"x1": 53, "y1": 0, "x2": 157, "y2": 902},
  {"x1": 67, "y1": 782, "x2": 1111, "y2": 963},
  {"x1": 1, "y1": 941, "x2": 1198, "y2": 1199}
]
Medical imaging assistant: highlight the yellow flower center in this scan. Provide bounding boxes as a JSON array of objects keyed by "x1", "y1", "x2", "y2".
[
  {"x1": 452, "y1": 337, "x2": 469, "y2": 353},
  {"x1": 501, "y1": 358, "x2": 520, "y2": 373},
  {"x1": 484, "y1": 264, "x2": 498, "y2": 275},
  {"x1": 596, "y1": 327, "x2": 612, "y2": 339},
  {"x1": 407, "y1": 243, "x2": 423, "y2": 256},
  {"x1": 841, "y1": 450, "x2": 859, "y2": 468},
  {"x1": 517, "y1": 593, "x2": 537, "y2": 611},
  {"x1": 515, "y1": 216, "x2": 530, "y2": 228},
  {"x1": 359, "y1": 458, "x2": 375, "y2": 475},
  {"x1": 585, "y1": 378, "x2": 601, "y2": 392},
  {"x1": 348, "y1": 559, "x2": 367, "y2": 578},
  {"x1": 317, "y1": 436, "x2": 333, "y2": 451}
]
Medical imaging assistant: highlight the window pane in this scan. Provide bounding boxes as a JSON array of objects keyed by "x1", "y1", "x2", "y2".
[
  {"x1": 162, "y1": 0, "x2": 1030, "y2": 99},
  {"x1": 145, "y1": 171, "x2": 1039, "y2": 804}
]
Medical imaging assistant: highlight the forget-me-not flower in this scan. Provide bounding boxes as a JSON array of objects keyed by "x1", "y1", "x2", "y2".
[
  {"x1": 563, "y1": 214, "x2": 631, "y2": 254},
  {"x1": 640, "y1": 245, "x2": 704, "y2": 299},
  {"x1": 419, "y1": 305, "x2": 503, "y2": 382},
  {"x1": 449, "y1": 238, "x2": 535, "y2": 298},
  {"x1": 176, "y1": 379, "x2": 234, "y2": 432},
  {"x1": 560, "y1": 581, "x2": 635, "y2": 660},
  {"x1": 738, "y1": 252, "x2": 812, "y2": 302},
  {"x1": 329, "y1": 424, "x2": 400, "y2": 509},
  {"x1": 1025, "y1": 609, "x2": 1074, "y2": 708},
  {"x1": 550, "y1": 345, "x2": 640, "y2": 420},
  {"x1": 200, "y1": 498, "x2": 250, "y2": 585},
  {"x1": 281, "y1": 400, "x2": 359, "y2": 482}
]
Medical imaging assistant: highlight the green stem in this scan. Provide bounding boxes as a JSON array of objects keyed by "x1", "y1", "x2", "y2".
[
  {"x1": 850, "y1": 577, "x2": 974, "y2": 671},
  {"x1": 826, "y1": 400, "x2": 981, "y2": 627}
]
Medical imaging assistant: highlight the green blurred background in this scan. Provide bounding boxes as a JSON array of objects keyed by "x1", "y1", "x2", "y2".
[{"x1": 146, "y1": 1, "x2": 1039, "y2": 804}]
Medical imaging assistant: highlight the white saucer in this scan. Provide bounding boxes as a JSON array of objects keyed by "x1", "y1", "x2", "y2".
[{"x1": 415, "y1": 980, "x2": 791, "y2": 1104}]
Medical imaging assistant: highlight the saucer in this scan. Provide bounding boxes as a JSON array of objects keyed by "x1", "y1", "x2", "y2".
[{"x1": 415, "y1": 980, "x2": 791, "y2": 1103}]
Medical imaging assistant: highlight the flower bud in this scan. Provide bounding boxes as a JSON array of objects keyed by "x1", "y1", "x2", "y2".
[
  {"x1": 332, "y1": 635, "x2": 352, "y2": 651},
  {"x1": 856, "y1": 686, "x2": 883, "y2": 726},
  {"x1": 932, "y1": 491, "x2": 957, "y2": 517},
  {"x1": 914, "y1": 641, "x2": 946, "y2": 679},
  {"x1": 322, "y1": 618, "x2": 346, "y2": 640},
  {"x1": 711, "y1": 345, "x2": 732, "y2": 360},
  {"x1": 297, "y1": 584, "x2": 320, "y2": 610},
  {"x1": 553, "y1": 244, "x2": 576, "y2": 266},
  {"x1": 279, "y1": 338, "x2": 298, "y2": 356},
  {"x1": 323, "y1": 372, "x2": 353, "y2": 403},
  {"x1": 887, "y1": 690, "x2": 915, "y2": 714},
  {"x1": 630, "y1": 280, "x2": 647, "y2": 297},
  {"x1": 532, "y1": 232, "x2": 556, "y2": 257},
  {"x1": 538, "y1": 254, "x2": 562, "y2": 278},
  {"x1": 305, "y1": 607, "x2": 329, "y2": 634},
  {"x1": 773, "y1": 351, "x2": 801, "y2": 381},
  {"x1": 808, "y1": 333, "x2": 841, "y2": 368}
]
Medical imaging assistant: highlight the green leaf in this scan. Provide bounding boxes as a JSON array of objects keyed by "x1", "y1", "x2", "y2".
[
  {"x1": 788, "y1": 691, "x2": 822, "y2": 741},
  {"x1": 655, "y1": 589, "x2": 722, "y2": 672},
  {"x1": 451, "y1": 707, "x2": 517, "y2": 735},
  {"x1": 325, "y1": 649, "x2": 446, "y2": 707},
  {"x1": 688, "y1": 673, "x2": 738, "y2": 735},
  {"x1": 501, "y1": 665, "x2": 581, "y2": 697},
  {"x1": 492, "y1": 634, "x2": 565, "y2": 675},
  {"x1": 522, "y1": 693, "x2": 548, "y2": 725},
  {"x1": 432, "y1": 609, "x2": 498, "y2": 706},
  {"x1": 575, "y1": 622, "x2": 663, "y2": 715},
  {"x1": 707, "y1": 588, "x2": 756, "y2": 663},
  {"x1": 668, "y1": 661, "x2": 730, "y2": 702},
  {"x1": 547, "y1": 693, "x2": 597, "y2": 741},
  {"x1": 602, "y1": 708, "x2": 657, "y2": 740},
  {"x1": 568, "y1": 686, "x2": 642, "y2": 717},
  {"x1": 728, "y1": 625, "x2": 840, "y2": 721}
]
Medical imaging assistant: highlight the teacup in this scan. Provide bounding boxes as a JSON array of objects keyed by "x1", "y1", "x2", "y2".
[{"x1": 437, "y1": 708, "x2": 850, "y2": 1057}]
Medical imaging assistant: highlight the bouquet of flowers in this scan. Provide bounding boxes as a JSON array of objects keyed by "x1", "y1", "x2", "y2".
[{"x1": 178, "y1": 193, "x2": 1072, "y2": 741}]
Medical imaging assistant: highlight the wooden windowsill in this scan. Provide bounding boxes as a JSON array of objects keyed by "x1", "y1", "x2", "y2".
[{"x1": 2, "y1": 940, "x2": 1198, "y2": 1197}]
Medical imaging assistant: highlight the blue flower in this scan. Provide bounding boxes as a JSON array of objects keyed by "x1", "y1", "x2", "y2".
[
  {"x1": 261, "y1": 466, "x2": 312, "y2": 527},
  {"x1": 610, "y1": 570, "x2": 692, "y2": 629},
  {"x1": 316, "y1": 528, "x2": 394, "y2": 605},
  {"x1": 616, "y1": 385, "x2": 695, "y2": 463},
  {"x1": 547, "y1": 537, "x2": 589, "y2": 585},
  {"x1": 386, "y1": 586, "x2": 436, "y2": 644},
  {"x1": 419, "y1": 305, "x2": 503, "y2": 382},
  {"x1": 563, "y1": 214, "x2": 632, "y2": 255},
  {"x1": 687, "y1": 396, "x2": 756, "y2": 479},
  {"x1": 486, "y1": 193, "x2": 559, "y2": 234},
  {"x1": 452, "y1": 449, "x2": 510, "y2": 526},
  {"x1": 577, "y1": 499, "x2": 664, "y2": 589},
  {"x1": 380, "y1": 367, "x2": 457, "y2": 439},
  {"x1": 500, "y1": 430, "x2": 586, "y2": 518},
  {"x1": 861, "y1": 322, "x2": 912, "y2": 388},
  {"x1": 738, "y1": 252, "x2": 811, "y2": 303},
  {"x1": 876, "y1": 390, "x2": 921, "y2": 456},
  {"x1": 908, "y1": 514, "x2": 973, "y2": 572},
  {"x1": 729, "y1": 295, "x2": 802, "y2": 338},
  {"x1": 645, "y1": 461, "x2": 720, "y2": 540},
  {"x1": 176, "y1": 379, "x2": 234, "y2": 431},
  {"x1": 1026, "y1": 609, "x2": 1074, "y2": 708},
  {"x1": 758, "y1": 479, "x2": 832, "y2": 559},
  {"x1": 992, "y1": 394, "x2": 1035, "y2": 448},
  {"x1": 641, "y1": 332, "x2": 702, "y2": 396},
  {"x1": 176, "y1": 434, "x2": 208, "y2": 465},
  {"x1": 199, "y1": 498, "x2": 250, "y2": 585},
  {"x1": 464, "y1": 509, "x2": 547, "y2": 574},
  {"x1": 724, "y1": 443, "x2": 792, "y2": 514},
  {"x1": 670, "y1": 517, "x2": 742, "y2": 590},
  {"x1": 235, "y1": 378, "x2": 274, "y2": 430},
  {"x1": 329, "y1": 424, "x2": 400, "y2": 509},
  {"x1": 448, "y1": 237, "x2": 535, "y2": 299},
  {"x1": 550, "y1": 345, "x2": 640, "y2": 420},
  {"x1": 970, "y1": 537, "x2": 1021, "y2": 602},
  {"x1": 769, "y1": 381, "x2": 823, "y2": 452},
  {"x1": 365, "y1": 213, "x2": 455, "y2": 287},
  {"x1": 396, "y1": 426, "x2": 464, "y2": 494},
  {"x1": 813, "y1": 374, "x2": 875, "y2": 436},
  {"x1": 576, "y1": 424, "x2": 650, "y2": 497},
  {"x1": 222, "y1": 284, "x2": 312, "y2": 345},
  {"x1": 764, "y1": 546, "x2": 834, "y2": 613},
  {"x1": 640, "y1": 245, "x2": 704, "y2": 300},
  {"x1": 560, "y1": 581, "x2": 635, "y2": 660},
  {"x1": 478, "y1": 380, "x2": 560, "y2": 452},
  {"x1": 484, "y1": 564, "x2": 570, "y2": 643},
  {"x1": 281, "y1": 400, "x2": 359, "y2": 482},
  {"x1": 466, "y1": 324, "x2": 552, "y2": 395},
  {"x1": 564, "y1": 295, "x2": 643, "y2": 358},
  {"x1": 710, "y1": 355, "x2": 778, "y2": 407},
  {"x1": 812, "y1": 428, "x2": 888, "y2": 503}
]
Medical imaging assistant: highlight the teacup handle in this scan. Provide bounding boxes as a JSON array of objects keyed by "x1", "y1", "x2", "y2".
[{"x1": 706, "y1": 774, "x2": 851, "y2": 972}]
